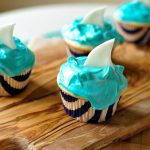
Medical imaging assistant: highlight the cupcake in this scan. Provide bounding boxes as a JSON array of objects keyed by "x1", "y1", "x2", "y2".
[
  {"x1": 114, "y1": 0, "x2": 150, "y2": 45},
  {"x1": 57, "y1": 39, "x2": 127, "y2": 123},
  {"x1": 0, "y1": 24, "x2": 35, "y2": 96},
  {"x1": 62, "y1": 7, "x2": 124, "y2": 57}
]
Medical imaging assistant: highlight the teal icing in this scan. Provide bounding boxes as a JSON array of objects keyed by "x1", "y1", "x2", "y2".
[
  {"x1": 25, "y1": 30, "x2": 62, "y2": 45},
  {"x1": 58, "y1": 57, "x2": 127, "y2": 110},
  {"x1": 115, "y1": 0, "x2": 150, "y2": 24},
  {"x1": 43, "y1": 30, "x2": 62, "y2": 39},
  {"x1": 62, "y1": 18, "x2": 124, "y2": 47},
  {"x1": 0, "y1": 37, "x2": 35, "y2": 77}
]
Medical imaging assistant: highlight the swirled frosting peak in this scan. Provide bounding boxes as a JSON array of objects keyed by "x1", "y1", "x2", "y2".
[
  {"x1": 58, "y1": 56, "x2": 127, "y2": 110},
  {"x1": 0, "y1": 37, "x2": 35, "y2": 77},
  {"x1": 114, "y1": 0, "x2": 150, "y2": 24},
  {"x1": 138, "y1": 0, "x2": 150, "y2": 8},
  {"x1": 0, "y1": 24, "x2": 35, "y2": 77},
  {"x1": 62, "y1": 17, "x2": 124, "y2": 47}
]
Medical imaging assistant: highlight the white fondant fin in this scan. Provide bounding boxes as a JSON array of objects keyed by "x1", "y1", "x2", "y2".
[
  {"x1": 82, "y1": 7, "x2": 106, "y2": 27},
  {"x1": 84, "y1": 39, "x2": 115, "y2": 68},
  {"x1": 0, "y1": 24, "x2": 16, "y2": 49}
]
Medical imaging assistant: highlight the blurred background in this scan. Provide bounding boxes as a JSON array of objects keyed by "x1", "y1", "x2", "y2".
[
  {"x1": 0, "y1": 0, "x2": 126, "y2": 12},
  {"x1": 0, "y1": 0, "x2": 127, "y2": 41}
]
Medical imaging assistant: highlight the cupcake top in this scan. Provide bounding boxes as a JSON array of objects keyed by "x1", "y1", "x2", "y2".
[
  {"x1": 0, "y1": 24, "x2": 35, "y2": 77},
  {"x1": 62, "y1": 8, "x2": 124, "y2": 47},
  {"x1": 114, "y1": 0, "x2": 150, "y2": 25},
  {"x1": 57, "y1": 39, "x2": 127, "y2": 110}
]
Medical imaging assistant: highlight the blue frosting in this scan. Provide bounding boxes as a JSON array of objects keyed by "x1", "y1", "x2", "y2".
[
  {"x1": 0, "y1": 37, "x2": 35, "y2": 77},
  {"x1": 115, "y1": 0, "x2": 150, "y2": 24},
  {"x1": 62, "y1": 18, "x2": 124, "y2": 47},
  {"x1": 58, "y1": 57, "x2": 127, "y2": 110}
]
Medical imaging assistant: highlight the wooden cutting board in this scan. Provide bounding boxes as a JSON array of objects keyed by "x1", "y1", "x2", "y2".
[{"x1": 0, "y1": 38, "x2": 150, "y2": 150}]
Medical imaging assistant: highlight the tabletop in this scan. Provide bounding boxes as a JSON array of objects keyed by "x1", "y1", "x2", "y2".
[{"x1": 0, "y1": 4, "x2": 149, "y2": 150}]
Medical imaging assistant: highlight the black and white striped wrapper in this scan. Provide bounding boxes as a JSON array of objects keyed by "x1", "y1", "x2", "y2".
[
  {"x1": 67, "y1": 47, "x2": 90, "y2": 57},
  {"x1": 0, "y1": 70, "x2": 31, "y2": 96},
  {"x1": 116, "y1": 22, "x2": 150, "y2": 45},
  {"x1": 60, "y1": 90, "x2": 119, "y2": 123}
]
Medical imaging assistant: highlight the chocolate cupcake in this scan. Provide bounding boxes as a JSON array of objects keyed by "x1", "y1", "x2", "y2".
[
  {"x1": 114, "y1": 0, "x2": 150, "y2": 45},
  {"x1": 57, "y1": 39, "x2": 127, "y2": 123},
  {"x1": 0, "y1": 24, "x2": 35, "y2": 96},
  {"x1": 62, "y1": 7, "x2": 124, "y2": 57}
]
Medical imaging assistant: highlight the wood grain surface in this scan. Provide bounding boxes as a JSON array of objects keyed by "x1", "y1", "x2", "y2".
[
  {"x1": 103, "y1": 129, "x2": 150, "y2": 150},
  {"x1": 0, "y1": 38, "x2": 149, "y2": 150},
  {"x1": 103, "y1": 142, "x2": 150, "y2": 150}
]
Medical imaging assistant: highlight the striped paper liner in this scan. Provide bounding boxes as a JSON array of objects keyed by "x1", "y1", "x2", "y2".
[
  {"x1": 0, "y1": 70, "x2": 31, "y2": 96},
  {"x1": 60, "y1": 89, "x2": 119, "y2": 123},
  {"x1": 116, "y1": 22, "x2": 150, "y2": 45}
]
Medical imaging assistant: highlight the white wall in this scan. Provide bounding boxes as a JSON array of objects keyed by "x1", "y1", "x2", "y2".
[{"x1": 0, "y1": 0, "x2": 127, "y2": 12}]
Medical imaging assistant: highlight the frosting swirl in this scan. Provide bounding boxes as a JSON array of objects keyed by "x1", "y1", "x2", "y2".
[
  {"x1": 58, "y1": 57, "x2": 127, "y2": 110},
  {"x1": 0, "y1": 37, "x2": 35, "y2": 77},
  {"x1": 114, "y1": 0, "x2": 150, "y2": 24},
  {"x1": 62, "y1": 18, "x2": 124, "y2": 47}
]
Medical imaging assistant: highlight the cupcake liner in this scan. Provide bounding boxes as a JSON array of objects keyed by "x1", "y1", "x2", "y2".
[
  {"x1": 67, "y1": 47, "x2": 90, "y2": 57},
  {"x1": 116, "y1": 22, "x2": 150, "y2": 45},
  {"x1": 0, "y1": 70, "x2": 32, "y2": 96},
  {"x1": 60, "y1": 89, "x2": 119, "y2": 123}
]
